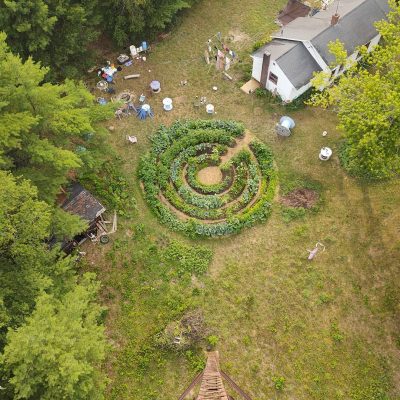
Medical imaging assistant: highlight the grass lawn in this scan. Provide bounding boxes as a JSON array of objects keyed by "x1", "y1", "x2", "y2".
[{"x1": 82, "y1": 0, "x2": 400, "y2": 399}]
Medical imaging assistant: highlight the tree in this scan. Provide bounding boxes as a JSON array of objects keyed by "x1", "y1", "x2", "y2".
[
  {"x1": 103, "y1": 0, "x2": 195, "y2": 46},
  {"x1": 309, "y1": 0, "x2": 400, "y2": 179},
  {"x1": 0, "y1": 0, "x2": 101, "y2": 79},
  {"x1": 0, "y1": 0, "x2": 57, "y2": 55},
  {"x1": 1, "y1": 274, "x2": 107, "y2": 400},
  {"x1": 0, "y1": 33, "x2": 114, "y2": 201},
  {"x1": 0, "y1": 172, "x2": 82, "y2": 349}
]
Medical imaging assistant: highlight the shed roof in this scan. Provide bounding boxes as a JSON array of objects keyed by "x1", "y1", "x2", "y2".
[
  {"x1": 277, "y1": 0, "x2": 311, "y2": 25},
  {"x1": 276, "y1": 42, "x2": 323, "y2": 89},
  {"x1": 62, "y1": 183, "x2": 106, "y2": 222}
]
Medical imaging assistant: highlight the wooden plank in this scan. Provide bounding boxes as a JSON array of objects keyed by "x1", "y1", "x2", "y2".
[
  {"x1": 124, "y1": 74, "x2": 141, "y2": 80},
  {"x1": 204, "y1": 50, "x2": 210, "y2": 64}
]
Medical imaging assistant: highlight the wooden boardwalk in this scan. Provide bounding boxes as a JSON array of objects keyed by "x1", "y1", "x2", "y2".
[
  {"x1": 197, "y1": 352, "x2": 229, "y2": 400},
  {"x1": 178, "y1": 351, "x2": 252, "y2": 400}
]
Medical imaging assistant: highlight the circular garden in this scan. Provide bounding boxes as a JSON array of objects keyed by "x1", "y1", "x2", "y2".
[{"x1": 138, "y1": 120, "x2": 277, "y2": 237}]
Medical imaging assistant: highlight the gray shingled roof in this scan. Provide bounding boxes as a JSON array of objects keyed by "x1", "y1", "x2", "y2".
[
  {"x1": 272, "y1": 0, "x2": 367, "y2": 40},
  {"x1": 311, "y1": 0, "x2": 389, "y2": 64},
  {"x1": 276, "y1": 43, "x2": 323, "y2": 89},
  {"x1": 252, "y1": 39, "x2": 297, "y2": 60}
]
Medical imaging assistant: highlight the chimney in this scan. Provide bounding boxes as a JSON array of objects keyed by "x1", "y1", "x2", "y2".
[{"x1": 331, "y1": 13, "x2": 340, "y2": 25}]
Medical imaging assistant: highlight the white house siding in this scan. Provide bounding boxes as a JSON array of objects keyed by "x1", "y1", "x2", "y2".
[
  {"x1": 265, "y1": 62, "x2": 296, "y2": 102},
  {"x1": 290, "y1": 81, "x2": 313, "y2": 100},
  {"x1": 367, "y1": 33, "x2": 381, "y2": 50},
  {"x1": 251, "y1": 55, "x2": 263, "y2": 81}
]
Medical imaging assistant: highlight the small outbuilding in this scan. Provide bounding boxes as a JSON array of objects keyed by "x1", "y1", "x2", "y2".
[
  {"x1": 251, "y1": 0, "x2": 389, "y2": 102},
  {"x1": 59, "y1": 182, "x2": 106, "y2": 253}
]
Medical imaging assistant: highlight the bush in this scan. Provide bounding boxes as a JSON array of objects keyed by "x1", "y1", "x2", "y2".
[{"x1": 272, "y1": 376, "x2": 286, "y2": 391}]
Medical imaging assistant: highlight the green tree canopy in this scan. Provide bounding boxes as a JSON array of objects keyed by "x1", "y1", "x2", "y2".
[
  {"x1": 1, "y1": 274, "x2": 106, "y2": 400},
  {"x1": 0, "y1": 0, "x2": 101, "y2": 78},
  {"x1": 0, "y1": 171, "x2": 81, "y2": 349},
  {"x1": 310, "y1": 0, "x2": 400, "y2": 179},
  {"x1": 0, "y1": 32, "x2": 113, "y2": 201},
  {"x1": 103, "y1": 0, "x2": 196, "y2": 46}
]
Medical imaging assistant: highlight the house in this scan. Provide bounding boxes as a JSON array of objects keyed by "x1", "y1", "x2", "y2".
[
  {"x1": 59, "y1": 182, "x2": 106, "y2": 252},
  {"x1": 251, "y1": 0, "x2": 389, "y2": 102}
]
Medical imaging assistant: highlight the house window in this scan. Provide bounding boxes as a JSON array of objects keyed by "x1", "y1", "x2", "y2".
[{"x1": 269, "y1": 72, "x2": 278, "y2": 85}]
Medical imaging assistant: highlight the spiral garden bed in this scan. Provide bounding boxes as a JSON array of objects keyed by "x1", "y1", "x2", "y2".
[{"x1": 138, "y1": 120, "x2": 277, "y2": 237}]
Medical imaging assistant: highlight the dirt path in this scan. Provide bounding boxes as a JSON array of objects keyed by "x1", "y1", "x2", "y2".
[{"x1": 220, "y1": 131, "x2": 254, "y2": 163}]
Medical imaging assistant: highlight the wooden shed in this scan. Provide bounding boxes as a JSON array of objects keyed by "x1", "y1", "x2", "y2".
[{"x1": 59, "y1": 182, "x2": 106, "y2": 252}]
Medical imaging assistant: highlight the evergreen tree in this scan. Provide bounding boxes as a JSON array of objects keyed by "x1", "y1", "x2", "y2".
[
  {"x1": 0, "y1": 172, "x2": 80, "y2": 349},
  {"x1": 1, "y1": 274, "x2": 106, "y2": 400},
  {"x1": 0, "y1": 0, "x2": 101, "y2": 79},
  {"x1": 310, "y1": 0, "x2": 400, "y2": 179},
  {"x1": 104, "y1": 0, "x2": 196, "y2": 46},
  {"x1": 0, "y1": 33, "x2": 113, "y2": 202}
]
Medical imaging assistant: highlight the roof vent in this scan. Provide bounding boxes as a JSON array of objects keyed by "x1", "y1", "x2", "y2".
[{"x1": 331, "y1": 13, "x2": 340, "y2": 26}]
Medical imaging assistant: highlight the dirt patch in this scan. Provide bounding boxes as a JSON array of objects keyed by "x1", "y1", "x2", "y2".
[
  {"x1": 197, "y1": 166, "x2": 222, "y2": 185},
  {"x1": 280, "y1": 188, "x2": 319, "y2": 209},
  {"x1": 228, "y1": 29, "x2": 251, "y2": 43}
]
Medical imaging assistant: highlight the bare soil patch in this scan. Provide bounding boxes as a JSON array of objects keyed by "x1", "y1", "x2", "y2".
[
  {"x1": 197, "y1": 166, "x2": 222, "y2": 185},
  {"x1": 228, "y1": 29, "x2": 251, "y2": 43},
  {"x1": 280, "y1": 188, "x2": 319, "y2": 209}
]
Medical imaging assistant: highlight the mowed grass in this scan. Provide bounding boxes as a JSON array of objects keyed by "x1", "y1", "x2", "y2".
[{"x1": 82, "y1": 0, "x2": 400, "y2": 399}]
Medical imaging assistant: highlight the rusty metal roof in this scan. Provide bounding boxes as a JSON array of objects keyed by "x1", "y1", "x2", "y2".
[
  {"x1": 277, "y1": 0, "x2": 311, "y2": 25},
  {"x1": 62, "y1": 183, "x2": 106, "y2": 222}
]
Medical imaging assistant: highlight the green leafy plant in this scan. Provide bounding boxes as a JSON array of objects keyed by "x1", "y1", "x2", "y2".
[
  {"x1": 309, "y1": 1, "x2": 400, "y2": 179},
  {"x1": 138, "y1": 120, "x2": 277, "y2": 237},
  {"x1": 207, "y1": 335, "x2": 219, "y2": 348},
  {"x1": 272, "y1": 376, "x2": 286, "y2": 391},
  {"x1": 330, "y1": 322, "x2": 344, "y2": 343}
]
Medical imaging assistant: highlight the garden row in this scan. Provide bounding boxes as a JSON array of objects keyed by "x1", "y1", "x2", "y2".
[{"x1": 138, "y1": 120, "x2": 277, "y2": 237}]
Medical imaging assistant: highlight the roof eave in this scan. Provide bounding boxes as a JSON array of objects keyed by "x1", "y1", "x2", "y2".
[{"x1": 270, "y1": 35, "x2": 306, "y2": 42}]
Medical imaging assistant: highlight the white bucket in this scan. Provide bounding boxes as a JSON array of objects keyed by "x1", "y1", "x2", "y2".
[
  {"x1": 163, "y1": 98, "x2": 173, "y2": 111},
  {"x1": 206, "y1": 104, "x2": 214, "y2": 114},
  {"x1": 319, "y1": 147, "x2": 333, "y2": 161}
]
